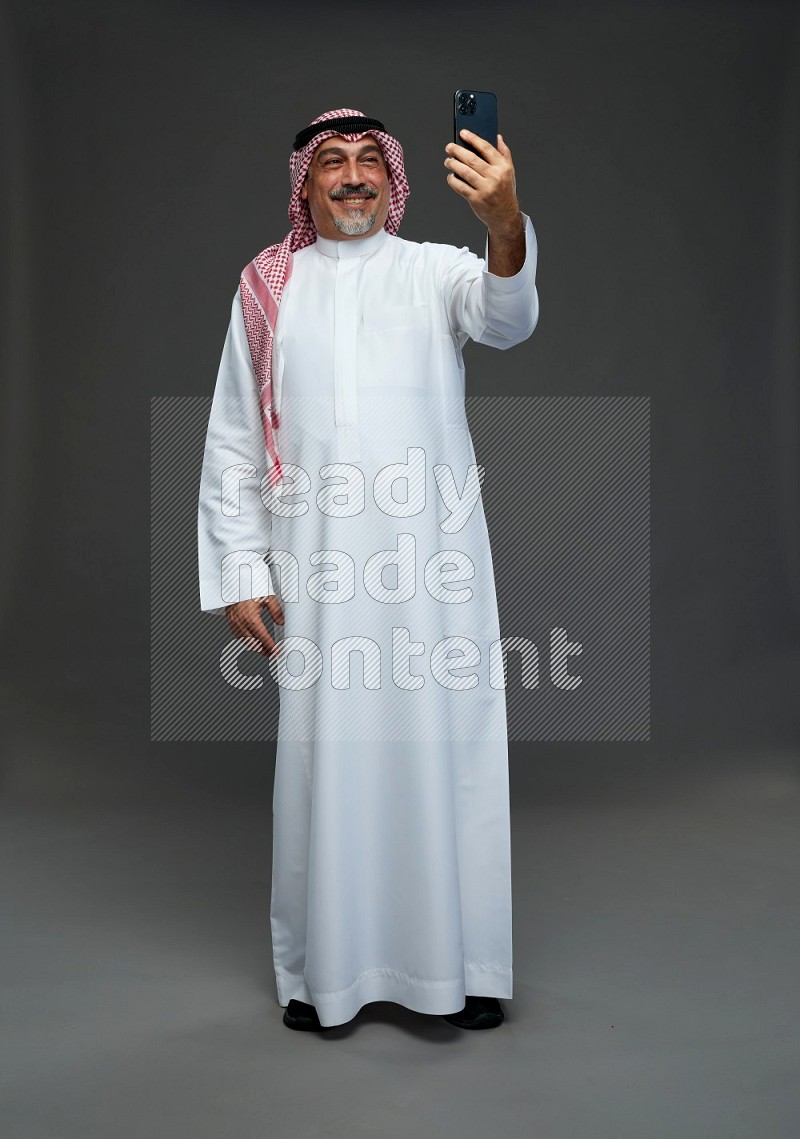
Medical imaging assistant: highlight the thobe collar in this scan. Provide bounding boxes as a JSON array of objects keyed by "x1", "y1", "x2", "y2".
[{"x1": 312, "y1": 226, "x2": 389, "y2": 260}]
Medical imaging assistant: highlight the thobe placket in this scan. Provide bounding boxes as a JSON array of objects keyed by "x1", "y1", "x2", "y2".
[
  {"x1": 311, "y1": 226, "x2": 391, "y2": 464},
  {"x1": 333, "y1": 257, "x2": 361, "y2": 463}
]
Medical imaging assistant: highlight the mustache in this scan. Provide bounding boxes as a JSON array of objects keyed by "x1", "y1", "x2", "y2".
[{"x1": 329, "y1": 186, "x2": 378, "y2": 200}]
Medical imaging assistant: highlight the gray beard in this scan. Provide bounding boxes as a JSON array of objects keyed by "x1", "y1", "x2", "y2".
[{"x1": 332, "y1": 207, "x2": 378, "y2": 236}]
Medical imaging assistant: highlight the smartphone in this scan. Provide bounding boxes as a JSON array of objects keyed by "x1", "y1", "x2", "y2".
[{"x1": 453, "y1": 89, "x2": 498, "y2": 158}]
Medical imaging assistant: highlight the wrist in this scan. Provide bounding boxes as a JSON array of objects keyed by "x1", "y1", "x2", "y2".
[{"x1": 488, "y1": 208, "x2": 523, "y2": 241}]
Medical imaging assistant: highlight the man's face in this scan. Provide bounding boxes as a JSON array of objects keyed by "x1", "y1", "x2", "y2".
[{"x1": 300, "y1": 134, "x2": 390, "y2": 240}]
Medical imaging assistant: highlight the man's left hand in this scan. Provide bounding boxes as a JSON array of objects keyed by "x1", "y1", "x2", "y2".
[{"x1": 444, "y1": 130, "x2": 520, "y2": 232}]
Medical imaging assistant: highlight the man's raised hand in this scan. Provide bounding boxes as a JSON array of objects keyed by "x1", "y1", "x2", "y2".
[
  {"x1": 225, "y1": 595, "x2": 284, "y2": 658},
  {"x1": 444, "y1": 130, "x2": 520, "y2": 233}
]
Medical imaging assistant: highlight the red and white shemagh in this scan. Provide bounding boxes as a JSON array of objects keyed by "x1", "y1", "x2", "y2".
[{"x1": 239, "y1": 108, "x2": 411, "y2": 488}]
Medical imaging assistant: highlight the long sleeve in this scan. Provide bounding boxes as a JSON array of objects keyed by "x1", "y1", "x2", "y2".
[
  {"x1": 197, "y1": 290, "x2": 275, "y2": 614},
  {"x1": 440, "y1": 210, "x2": 540, "y2": 350}
]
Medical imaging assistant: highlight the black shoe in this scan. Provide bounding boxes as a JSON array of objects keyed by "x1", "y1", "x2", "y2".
[
  {"x1": 282, "y1": 999, "x2": 331, "y2": 1032},
  {"x1": 443, "y1": 995, "x2": 505, "y2": 1029}
]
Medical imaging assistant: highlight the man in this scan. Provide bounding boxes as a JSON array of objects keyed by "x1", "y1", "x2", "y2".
[{"x1": 197, "y1": 108, "x2": 539, "y2": 1032}]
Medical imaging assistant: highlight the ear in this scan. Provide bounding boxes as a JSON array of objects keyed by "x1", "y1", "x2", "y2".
[{"x1": 300, "y1": 179, "x2": 308, "y2": 201}]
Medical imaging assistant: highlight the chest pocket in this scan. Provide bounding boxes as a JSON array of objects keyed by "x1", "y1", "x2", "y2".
[{"x1": 359, "y1": 304, "x2": 433, "y2": 389}]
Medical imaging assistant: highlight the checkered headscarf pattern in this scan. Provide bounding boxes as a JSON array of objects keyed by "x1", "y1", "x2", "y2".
[{"x1": 239, "y1": 108, "x2": 411, "y2": 488}]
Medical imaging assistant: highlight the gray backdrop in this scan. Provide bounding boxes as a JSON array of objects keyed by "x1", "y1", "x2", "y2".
[
  {"x1": 1, "y1": 2, "x2": 798, "y2": 1137},
  {"x1": 2, "y1": 0, "x2": 798, "y2": 781}
]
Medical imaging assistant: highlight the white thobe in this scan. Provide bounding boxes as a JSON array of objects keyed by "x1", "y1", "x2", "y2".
[{"x1": 198, "y1": 214, "x2": 539, "y2": 1027}]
